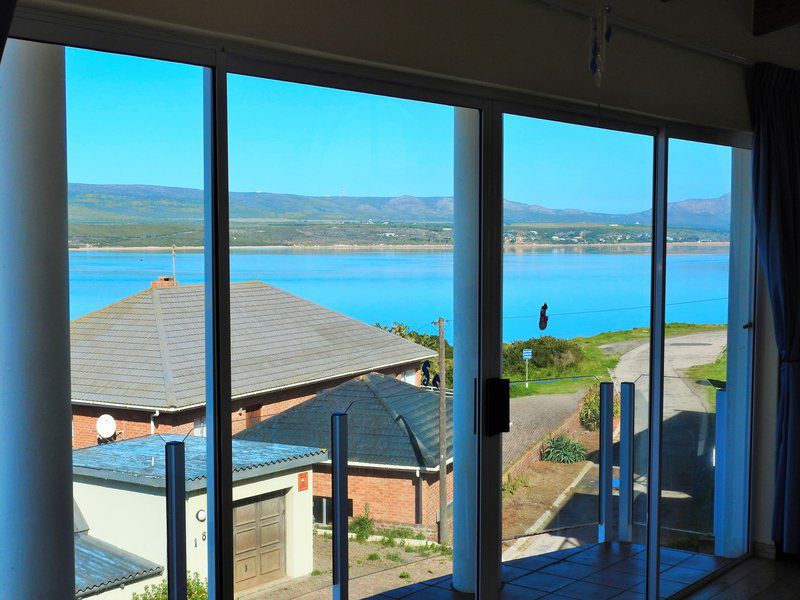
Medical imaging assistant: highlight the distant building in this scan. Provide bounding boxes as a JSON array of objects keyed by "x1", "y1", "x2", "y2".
[
  {"x1": 235, "y1": 372, "x2": 453, "y2": 529},
  {"x1": 73, "y1": 434, "x2": 325, "y2": 596},
  {"x1": 70, "y1": 281, "x2": 434, "y2": 448}
]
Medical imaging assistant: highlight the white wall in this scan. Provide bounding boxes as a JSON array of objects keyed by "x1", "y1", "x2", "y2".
[{"x1": 16, "y1": 0, "x2": 800, "y2": 132}]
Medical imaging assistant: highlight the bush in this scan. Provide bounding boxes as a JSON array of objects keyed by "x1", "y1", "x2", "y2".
[
  {"x1": 541, "y1": 434, "x2": 586, "y2": 464},
  {"x1": 579, "y1": 382, "x2": 620, "y2": 431},
  {"x1": 503, "y1": 336, "x2": 585, "y2": 379},
  {"x1": 349, "y1": 503, "x2": 375, "y2": 543},
  {"x1": 367, "y1": 553, "x2": 380, "y2": 561},
  {"x1": 399, "y1": 571, "x2": 411, "y2": 580},
  {"x1": 132, "y1": 573, "x2": 208, "y2": 600}
]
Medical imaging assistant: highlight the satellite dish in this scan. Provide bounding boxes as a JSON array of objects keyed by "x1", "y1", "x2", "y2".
[{"x1": 96, "y1": 414, "x2": 117, "y2": 439}]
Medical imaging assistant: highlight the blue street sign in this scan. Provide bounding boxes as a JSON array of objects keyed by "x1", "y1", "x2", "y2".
[{"x1": 522, "y1": 349, "x2": 532, "y2": 360}]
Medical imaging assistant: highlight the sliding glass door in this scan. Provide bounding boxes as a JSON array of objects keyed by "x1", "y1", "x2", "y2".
[
  {"x1": 498, "y1": 112, "x2": 654, "y2": 597},
  {"x1": 492, "y1": 110, "x2": 754, "y2": 600}
]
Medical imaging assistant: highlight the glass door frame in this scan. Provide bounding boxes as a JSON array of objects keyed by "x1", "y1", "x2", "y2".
[{"x1": 9, "y1": 6, "x2": 757, "y2": 597}]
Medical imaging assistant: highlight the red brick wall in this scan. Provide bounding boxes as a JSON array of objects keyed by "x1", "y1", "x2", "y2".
[
  {"x1": 72, "y1": 364, "x2": 422, "y2": 448},
  {"x1": 420, "y1": 463, "x2": 454, "y2": 527},
  {"x1": 313, "y1": 464, "x2": 420, "y2": 526},
  {"x1": 311, "y1": 462, "x2": 453, "y2": 528}
]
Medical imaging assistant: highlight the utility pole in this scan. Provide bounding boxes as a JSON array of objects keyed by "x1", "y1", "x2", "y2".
[
  {"x1": 171, "y1": 244, "x2": 176, "y2": 280},
  {"x1": 437, "y1": 317, "x2": 449, "y2": 545}
]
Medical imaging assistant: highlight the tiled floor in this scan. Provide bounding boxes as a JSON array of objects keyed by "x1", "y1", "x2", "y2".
[
  {"x1": 366, "y1": 542, "x2": 732, "y2": 599},
  {"x1": 685, "y1": 554, "x2": 800, "y2": 599}
]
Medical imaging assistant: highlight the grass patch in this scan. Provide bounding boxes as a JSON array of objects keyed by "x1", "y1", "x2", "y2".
[
  {"x1": 502, "y1": 475, "x2": 529, "y2": 498},
  {"x1": 367, "y1": 553, "x2": 380, "y2": 561},
  {"x1": 381, "y1": 527, "x2": 426, "y2": 540},
  {"x1": 509, "y1": 323, "x2": 727, "y2": 397},
  {"x1": 311, "y1": 569, "x2": 323, "y2": 576},
  {"x1": 684, "y1": 348, "x2": 727, "y2": 411},
  {"x1": 399, "y1": 572, "x2": 411, "y2": 580},
  {"x1": 385, "y1": 552, "x2": 403, "y2": 563}
]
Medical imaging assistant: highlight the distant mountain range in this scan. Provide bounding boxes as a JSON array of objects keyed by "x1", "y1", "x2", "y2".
[{"x1": 68, "y1": 183, "x2": 732, "y2": 231}]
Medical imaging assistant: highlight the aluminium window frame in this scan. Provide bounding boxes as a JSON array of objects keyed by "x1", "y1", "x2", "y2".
[{"x1": 9, "y1": 6, "x2": 755, "y2": 599}]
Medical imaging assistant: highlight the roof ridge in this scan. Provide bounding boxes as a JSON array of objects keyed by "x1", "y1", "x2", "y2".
[
  {"x1": 364, "y1": 375, "x2": 436, "y2": 468},
  {"x1": 150, "y1": 287, "x2": 178, "y2": 407}
]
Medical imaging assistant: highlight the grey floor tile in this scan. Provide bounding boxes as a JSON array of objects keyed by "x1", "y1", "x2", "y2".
[
  {"x1": 552, "y1": 580, "x2": 622, "y2": 599},
  {"x1": 538, "y1": 561, "x2": 600, "y2": 580},
  {"x1": 582, "y1": 567, "x2": 644, "y2": 590},
  {"x1": 512, "y1": 571, "x2": 574, "y2": 593}
]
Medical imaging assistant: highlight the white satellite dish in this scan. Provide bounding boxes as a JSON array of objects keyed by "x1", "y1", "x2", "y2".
[{"x1": 96, "y1": 414, "x2": 117, "y2": 439}]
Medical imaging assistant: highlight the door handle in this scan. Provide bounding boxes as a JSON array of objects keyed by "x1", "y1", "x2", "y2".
[{"x1": 485, "y1": 378, "x2": 510, "y2": 436}]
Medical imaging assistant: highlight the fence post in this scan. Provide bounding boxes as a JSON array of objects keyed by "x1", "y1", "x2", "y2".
[
  {"x1": 598, "y1": 382, "x2": 614, "y2": 543},
  {"x1": 619, "y1": 382, "x2": 635, "y2": 542},
  {"x1": 332, "y1": 412, "x2": 349, "y2": 600},
  {"x1": 165, "y1": 441, "x2": 187, "y2": 600}
]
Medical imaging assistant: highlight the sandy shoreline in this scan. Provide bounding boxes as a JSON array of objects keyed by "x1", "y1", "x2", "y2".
[{"x1": 69, "y1": 241, "x2": 730, "y2": 252}]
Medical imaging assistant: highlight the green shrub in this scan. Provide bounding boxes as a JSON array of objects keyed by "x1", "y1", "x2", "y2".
[
  {"x1": 579, "y1": 382, "x2": 620, "y2": 431},
  {"x1": 399, "y1": 571, "x2": 411, "y2": 580},
  {"x1": 311, "y1": 569, "x2": 323, "y2": 576},
  {"x1": 503, "y1": 336, "x2": 585, "y2": 379},
  {"x1": 541, "y1": 434, "x2": 586, "y2": 464},
  {"x1": 502, "y1": 475, "x2": 528, "y2": 497},
  {"x1": 385, "y1": 552, "x2": 403, "y2": 563},
  {"x1": 367, "y1": 553, "x2": 380, "y2": 561},
  {"x1": 132, "y1": 573, "x2": 208, "y2": 600},
  {"x1": 380, "y1": 536, "x2": 397, "y2": 548},
  {"x1": 349, "y1": 503, "x2": 375, "y2": 543}
]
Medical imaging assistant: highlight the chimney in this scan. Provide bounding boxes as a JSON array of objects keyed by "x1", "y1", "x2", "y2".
[{"x1": 151, "y1": 275, "x2": 178, "y2": 288}]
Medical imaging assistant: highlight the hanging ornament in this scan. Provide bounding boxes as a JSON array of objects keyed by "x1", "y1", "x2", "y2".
[
  {"x1": 590, "y1": 4, "x2": 613, "y2": 87},
  {"x1": 538, "y1": 302, "x2": 549, "y2": 331}
]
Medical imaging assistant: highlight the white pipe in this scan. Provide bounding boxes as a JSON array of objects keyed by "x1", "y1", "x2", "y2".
[{"x1": 151, "y1": 409, "x2": 161, "y2": 435}]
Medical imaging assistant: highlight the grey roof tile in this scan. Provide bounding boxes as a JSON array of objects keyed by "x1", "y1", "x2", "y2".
[
  {"x1": 234, "y1": 373, "x2": 453, "y2": 470},
  {"x1": 71, "y1": 282, "x2": 434, "y2": 410},
  {"x1": 73, "y1": 434, "x2": 326, "y2": 488}
]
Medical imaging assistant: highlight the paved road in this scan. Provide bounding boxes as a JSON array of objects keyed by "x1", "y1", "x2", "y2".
[{"x1": 610, "y1": 330, "x2": 726, "y2": 433}]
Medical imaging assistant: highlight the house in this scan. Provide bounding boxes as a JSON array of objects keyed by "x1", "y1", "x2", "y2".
[
  {"x1": 235, "y1": 372, "x2": 453, "y2": 529},
  {"x1": 73, "y1": 434, "x2": 326, "y2": 595},
  {"x1": 74, "y1": 501, "x2": 162, "y2": 598},
  {"x1": 70, "y1": 281, "x2": 435, "y2": 448}
]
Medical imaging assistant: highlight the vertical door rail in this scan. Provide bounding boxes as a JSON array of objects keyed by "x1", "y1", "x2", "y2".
[
  {"x1": 204, "y1": 50, "x2": 233, "y2": 600},
  {"x1": 331, "y1": 412, "x2": 349, "y2": 600},
  {"x1": 618, "y1": 382, "x2": 635, "y2": 542},
  {"x1": 166, "y1": 441, "x2": 187, "y2": 600},
  {"x1": 646, "y1": 129, "x2": 669, "y2": 600},
  {"x1": 598, "y1": 382, "x2": 614, "y2": 543}
]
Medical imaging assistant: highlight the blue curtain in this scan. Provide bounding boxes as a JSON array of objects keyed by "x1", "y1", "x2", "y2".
[{"x1": 749, "y1": 62, "x2": 800, "y2": 554}]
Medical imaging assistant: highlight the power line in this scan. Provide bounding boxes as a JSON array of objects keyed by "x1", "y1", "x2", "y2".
[{"x1": 503, "y1": 296, "x2": 728, "y2": 320}]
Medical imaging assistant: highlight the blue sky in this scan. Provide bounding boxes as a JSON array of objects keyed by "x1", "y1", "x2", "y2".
[{"x1": 66, "y1": 48, "x2": 732, "y2": 212}]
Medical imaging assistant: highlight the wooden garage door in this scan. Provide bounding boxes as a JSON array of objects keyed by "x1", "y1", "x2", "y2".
[{"x1": 233, "y1": 492, "x2": 286, "y2": 591}]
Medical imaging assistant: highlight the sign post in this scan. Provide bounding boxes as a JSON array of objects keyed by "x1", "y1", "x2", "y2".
[{"x1": 522, "y1": 349, "x2": 532, "y2": 388}]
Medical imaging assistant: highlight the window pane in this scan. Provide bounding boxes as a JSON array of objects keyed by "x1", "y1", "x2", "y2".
[
  {"x1": 501, "y1": 114, "x2": 653, "y2": 584},
  {"x1": 66, "y1": 47, "x2": 207, "y2": 597},
  {"x1": 227, "y1": 75, "x2": 474, "y2": 598},
  {"x1": 658, "y1": 139, "x2": 753, "y2": 593}
]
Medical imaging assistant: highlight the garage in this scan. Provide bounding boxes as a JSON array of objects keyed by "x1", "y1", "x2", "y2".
[{"x1": 234, "y1": 491, "x2": 287, "y2": 591}]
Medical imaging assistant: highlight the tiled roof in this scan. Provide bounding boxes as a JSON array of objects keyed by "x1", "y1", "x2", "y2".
[
  {"x1": 73, "y1": 434, "x2": 326, "y2": 491},
  {"x1": 234, "y1": 373, "x2": 453, "y2": 470},
  {"x1": 74, "y1": 501, "x2": 162, "y2": 597},
  {"x1": 70, "y1": 281, "x2": 435, "y2": 410}
]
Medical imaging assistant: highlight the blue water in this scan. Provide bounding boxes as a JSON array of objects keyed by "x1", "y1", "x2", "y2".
[{"x1": 68, "y1": 248, "x2": 729, "y2": 342}]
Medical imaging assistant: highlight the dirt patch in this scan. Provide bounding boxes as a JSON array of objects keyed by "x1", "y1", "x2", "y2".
[
  {"x1": 240, "y1": 536, "x2": 453, "y2": 599},
  {"x1": 502, "y1": 427, "x2": 600, "y2": 543}
]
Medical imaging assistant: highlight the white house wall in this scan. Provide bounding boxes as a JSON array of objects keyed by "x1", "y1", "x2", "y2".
[{"x1": 73, "y1": 466, "x2": 314, "y2": 596}]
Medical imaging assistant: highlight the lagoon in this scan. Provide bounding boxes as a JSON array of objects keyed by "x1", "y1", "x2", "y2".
[{"x1": 69, "y1": 247, "x2": 730, "y2": 342}]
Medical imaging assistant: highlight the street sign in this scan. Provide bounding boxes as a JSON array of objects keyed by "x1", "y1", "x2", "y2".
[{"x1": 522, "y1": 349, "x2": 532, "y2": 360}]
